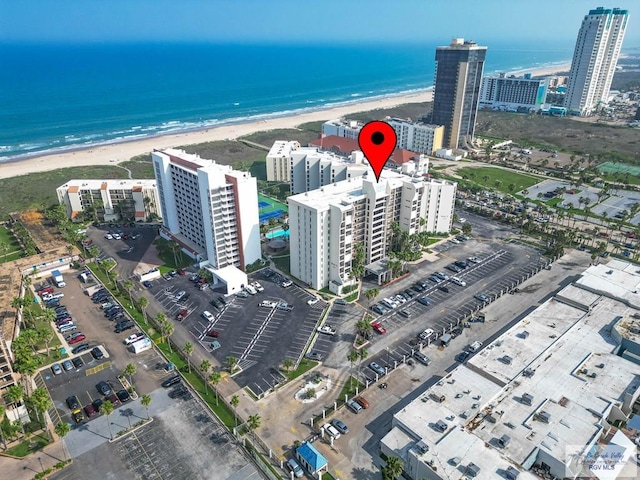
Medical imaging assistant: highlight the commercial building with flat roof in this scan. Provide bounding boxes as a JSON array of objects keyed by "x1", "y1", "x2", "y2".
[
  {"x1": 386, "y1": 118, "x2": 444, "y2": 155},
  {"x1": 288, "y1": 171, "x2": 456, "y2": 293},
  {"x1": 153, "y1": 149, "x2": 260, "y2": 293},
  {"x1": 431, "y1": 38, "x2": 487, "y2": 150},
  {"x1": 565, "y1": 7, "x2": 629, "y2": 116},
  {"x1": 56, "y1": 179, "x2": 161, "y2": 222},
  {"x1": 321, "y1": 118, "x2": 363, "y2": 140},
  {"x1": 381, "y1": 260, "x2": 640, "y2": 480}
]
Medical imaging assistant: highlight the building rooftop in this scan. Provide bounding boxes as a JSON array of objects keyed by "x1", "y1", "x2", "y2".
[
  {"x1": 296, "y1": 442, "x2": 327, "y2": 471},
  {"x1": 267, "y1": 140, "x2": 300, "y2": 157},
  {"x1": 310, "y1": 135, "x2": 360, "y2": 155},
  {"x1": 58, "y1": 179, "x2": 157, "y2": 190},
  {"x1": 384, "y1": 260, "x2": 640, "y2": 479}
]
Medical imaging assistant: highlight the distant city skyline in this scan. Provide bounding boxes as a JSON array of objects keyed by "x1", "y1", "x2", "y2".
[{"x1": 1, "y1": 1, "x2": 637, "y2": 47}]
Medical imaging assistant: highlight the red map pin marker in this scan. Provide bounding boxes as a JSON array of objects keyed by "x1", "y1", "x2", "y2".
[{"x1": 358, "y1": 121, "x2": 397, "y2": 182}]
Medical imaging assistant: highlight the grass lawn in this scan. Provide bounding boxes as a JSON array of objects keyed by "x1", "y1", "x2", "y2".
[
  {"x1": 323, "y1": 473, "x2": 337, "y2": 480},
  {"x1": 179, "y1": 140, "x2": 267, "y2": 170},
  {"x1": 285, "y1": 359, "x2": 318, "y2": 381},
  {"x1": 0, "y1": 165, "x2": 129, "y2": 218},
  {"x1": 249, "y1": 160, "x2": 267, "y2": 181},
  {"x1": 456, "y1": 166, "x2": 540, "y2": 193},
  {"x1": 345, "y1": 102, "x2": 431, "y2": 124},
  {"x1": 296, "y1": 120, "x2": 327, "y2": 134},
  {"x1": 239, "y1": 128, "x2": 319, "y2": 148},
  {"x1": 271, "y1": 254, "x2": 290, "y2": 275},
  {"x1": 153, "y1": 238, "x2": 192, "y2": 270},
  {"x1": 546, "y1": 197, "x2": 563, "y2": 207},
  {"x1": 5, "y1": 433, "x2": 50, "y2": 457},
  {"x1": 119, "y1": 156, "x2": 155, "y2": 179}
]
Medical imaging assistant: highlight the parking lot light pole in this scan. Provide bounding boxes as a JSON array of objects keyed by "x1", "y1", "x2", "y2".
[{"x1": 38, "y1": 457, "x2": 44, "y2": 474}]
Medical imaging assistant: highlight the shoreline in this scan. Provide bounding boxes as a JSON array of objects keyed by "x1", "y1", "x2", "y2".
[{"x1": 0, "y1": 62, "x2": 571, "y2": 181}]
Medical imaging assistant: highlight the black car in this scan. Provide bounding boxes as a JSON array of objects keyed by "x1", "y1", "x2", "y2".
[
  {"x1": 439, "y1": 285, "x2": 450, "y2": 293},
  {"x1": 105, "y1": 309, "x2": 123, "y2": 318},
  {"x1": 45, "y1": 300, "x2": 60, "y2": 308},
  {"x1": 210, "y1": 299, "x2": 222, "y2": 309},
  {"x1": 116, "y1": 389, "x2": 130, "y2": 403},
  {"x1": 404, "y1": 289, "x2": 417, "y2": 298},
  {"x1": 91, "y1": 347, "x2": 104, "y2": 360},
  {"x1": 161, "y1": 375, "x2": 182, "y2": 388},
  {"x1": 104, "y1": 305, "x2": 121, "y2": 314},
  {"x1": 54, "y1": 305, "x2": 68, "y2": 313},
  {"x1": 66, "y1": 395, "x2": 80, "y2": 410},
  {"x1": 96, "y1": 380, "x2": 112, "y2": 396},
  {"x1": 71, "y1": 343, "x2": 91, "y2": 354},
  {"x1": 72, "y1": 357, "x2": 84, "y2": 368},
  {"x1": 115, "y1": 320, "x2": 135, "y2": 333},
  {"x1": 109, "y1": 312, "x2": 126, "y2": 322},
  {"x1": 412, "y1": 283, "x2": 425, "y2": 292},
  {"x1": 305, "y1": 351, "x2": 323, "y2": 361},
  {"x1": 168, "y1": 385, "x2": 192, "y2": 400},
  {"x1": 455, "y1": 260, "x2": 469, "y2": 269},
  {"x1": 218, "y1": 296, "x2": 228, "y2": 305}
]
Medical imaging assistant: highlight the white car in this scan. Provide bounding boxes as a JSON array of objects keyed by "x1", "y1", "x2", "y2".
[
  {"x1": 307, "y1": 297, "x2": 319, "y2": 306},
  {"x1": 468, "y1": 256, "x2": 480, "y2": 263},
  {"x1": 104, "y1": 234, "x2": 113, "y2": 240},
  {"x1": 112, "y1": 234, "x2": 121, "y2": 240},
  {"x1": 245, "y1": 285, "x2": 257, "y2": 295},
  {"x1": 124, "y1": 333, "x2": 146, "y2": 345},
  {"x1": 418, "y1": 328, "x2": 435, "y2": 340},
  {"x1": 252, "y1": 281, "x2": 264, "y2": 292},
  {"x1": 260, "y1": 300, "x2": 277, "y2": 308},
  {"x1": 202, "y1": 311, "x2": 215, "y2": 321},
  {"x1": 317, "y1": 324, "x2": 337, "y2": 336},
  {"x1": 323, "y1": 423, "x2": 341, "y2": 439},
  {"x1": 451, "y1": 277, "x2": 467, "y2": 287}
]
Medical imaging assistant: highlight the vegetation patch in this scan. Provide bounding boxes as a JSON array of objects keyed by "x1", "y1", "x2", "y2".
[
  {"x1": 239, "y1": 128, "x2": 319, "y2": 147},
  {"x1": 285, "y1": 359, "x2": 318, "y2": 381},
  {"x1": 456, "y1": 166, "x2": 540, "y2": 194},
  {"x1": 5, "y1": 433, "x2": 49, "y2": 457}
]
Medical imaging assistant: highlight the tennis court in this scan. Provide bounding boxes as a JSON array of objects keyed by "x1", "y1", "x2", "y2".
[
  {"x1": 258, "y1": 193, "x2": 287, "y2": 223},
  {"x1": 598, "y1": 162, "x2": 640, "y2": 176}
]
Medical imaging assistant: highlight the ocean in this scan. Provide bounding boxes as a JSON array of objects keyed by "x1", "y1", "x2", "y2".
[{"x1": 0, "y1": 41, "x2": 573, "y2": 160}]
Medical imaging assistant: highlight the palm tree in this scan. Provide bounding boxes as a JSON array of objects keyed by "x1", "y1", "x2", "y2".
[
  {"x1": 209, "y1": 371, "x2": 222, "y2": 405},
  {"x1": 160, "y1": 319, "x2": 174, "y2": 350},
  {"x1": 226, "y1": 355, "x2": 238, "y2": 374},
  {"x1": 6, "y1": 385, "x2": 25, "y2": 435},
  {"x1": 348, "y1": 350, "x2": 359, "y2": 389},
  {"x1": 54, "y1": 422, "x2": 70, "y2": 459},
  {"x1": 382, "y1": 456, "x2": 404, "y2": 480},
  {"x1": 184, "y1": 342, "x2": 194, "y2": 373},
  {"x1": 247, "y1": 414, "x2": 261, "y2": 443},
  {"x1": 230, "y1": 395, "x2": 240, "y2": 427},
  {"x1": 282, "y1": 358, "x2": 294, "y2": 372},
  {"x1": 123, "y1": 279, "x2": 134, "y2": 303},
  {"x1": 200, "y1": 359, "x2": 212, "y2": 393},
  {"x1": 364, "y1": 288, "x2": 379, "y2": 307},
  {"x1": 138, "y1": 296, "x2": 149, "y2": 322},
  {"x1": 30, "y1": 387, "x2": 52, "y2": 434},
  {"x1": 0, "y1": 404, "x2": 7, "y2": 449},
  {"x1": 356, "y1": 317, "x2": 373, "y2": 339},
  {"x1": 100, "y1": 400, "x2": 115, "y2": 440},
  {"x1": 358, "y1": 347, "x2": 369, "y2": 379},
  {"x1": 141, "y1": 394, "x2": 152, "y2": 419},
  {"x1": 168, "y1": 241, "x2": 182, "y2": 267},
  {"x1": 123, "y1": 363, "x2": 137, "y2": 386}
]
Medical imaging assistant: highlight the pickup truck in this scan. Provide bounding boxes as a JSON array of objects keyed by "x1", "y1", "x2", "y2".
[{"x1": 317, "y1": 324, "x2": 337, "y2": 336}]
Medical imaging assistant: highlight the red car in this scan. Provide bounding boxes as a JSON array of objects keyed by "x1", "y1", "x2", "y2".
[
  {"x1": 206, "y1": 329, "x2": 221, "y2": 338},
  {"x1": 39, "y1": 287, "x2": 54, "y2": 296},
  {"x1": 178, "y1": 269, "x2": 186, "y2": 275},
  {"x1": 68, "y1": 334, "x2": 87, "y2": 345},
  {"x1": 372, "y1": 322, "x2": 387, "y2": 335}
]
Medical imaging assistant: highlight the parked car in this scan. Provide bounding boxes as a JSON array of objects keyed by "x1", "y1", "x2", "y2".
[
  {"x1": 115, "y1": 320, "x2": 135, "y2": 333},
  {"x1": 307, "y1": 297, "x2": 319, "y2": 305},
  {"x1": 124, "y1": 332, "x2": 145, "y2": 345},
  {"x1": 51, "y1": 363, "x2": 62, "y2": 375},
  {"x1": 474, "y1": 294, "x2": 490, "y2": 302},
  {"x1": 66, "y1": 395, "x2": 80, "y2": 410},
  {"x1": 354, "y1": 396, "x2": 370, "y2": 409},
  {"x1": 368, "y1": 361, "x2": 386, "y2": 376},
  {"x1": 161, "y1": 375, "x2": 182, "y2": 388},
  {"x1": 72, "y1": 409, "x2": 85, "y2": 423},
  {"x1": 323, "y1": 423, "x2": 341, "y2": 439},
  {"x1": 116, "y1": 389, "x2": 131, "y2": 403},
  {"x1": 84, "y1": 403, "x2": 98, "y2": 417},
  {"x1": 91, "y1": 347, "x2": 104, "y2": 360},
  {"x1": 413, "y1": 351, "x2": 431, "y2": 366},
  {"x1": 202, "y1": 311, "x2": 215, "y2": 321},
  {"x1": 332, "y1": 419, "x2": 349, "y2": 434},
  {"x1": 346, "y1": 399, "x2": 363, "y2": 413},
  {"x1": 372, "y1": 322, "x2": 387, "y2": 334},
  {"x1": 305, "y1": 351, "x2": 323, "y2": 361},
  {"x1": 142, "y1": 280, "x2": 153, "y2": 288},
  {"x1": 68, "y1": 334, "x2": 87, "y2": 345},
  {"x1": 72, "y1": 357, "x2": 84, "y2": 368},
  {"x1": 317, "y1": 324, "x2": 337, "y2": 335},
  {"x1": 287, "y1": 458, "x2": 304, "y2": 478},
  {"x1": 96, "y1": 380, "x2": 112, "y2": 396},
  {"x1": 418, "y1": 297, "x2": 431, "y2": 306},
  {"x1": 71, "y1": 343, "x2": 90, "y2": 354}
]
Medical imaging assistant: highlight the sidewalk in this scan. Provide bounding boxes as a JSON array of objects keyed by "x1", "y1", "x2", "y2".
[{"x1": 0, "y1": 438, "x2": 68, "y2": 480}]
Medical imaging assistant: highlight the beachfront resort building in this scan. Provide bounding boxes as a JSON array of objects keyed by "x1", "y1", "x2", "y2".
[
  {"x1": 288, "y1": 171, "x2": 456, "y2": 292},
  {"x1": 321, "y1": 118, "x2": 363, "y2": 140},
  {"x1": 386, "y1": 118, "x2": 444, "y2": 155},
  {"x1": 565, "y1": 7, "x2": 629, "y2": 116},
  {"x1": 266, "y1": 141, "x2": 369, "y2": 193},
  {"x1": 152, "y1": 149, "x2": 260, "y2": 293},
  {"x1": 56, "y1": 179, "x2": 161, "y2": 222},
  {"x1": 380, "y1": 259, "x2": 640, "y2": 480},
  {"x1": 431, "y1": 38, "x2": 487, "y2": 150},
  {"x1": 479, "y1": 73, "x2": 549, "y2": 112}
]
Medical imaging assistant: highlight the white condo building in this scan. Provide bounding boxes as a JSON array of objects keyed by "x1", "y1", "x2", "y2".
[
  {"x1": 56, "y1": 179, "x2": 161, "y2": 222},
  {"x1": 321, "y1": 119, "x2": 363, "y2": 140},
  {"x1": 288, "y1": 171, "x2": 456, "y2": 293},
  {"x1": 152, "y1": 149, "x2": 260, "y2": 293},
  {"x1": 565, "y1": 7, "x2": 629, "y2": 116},
  {"x1": 479, "y1": 74, "x2": 549, "y2": 111},
  {"x1": 266, "y1": 141, "x2": 369, "y2": 193},
  {"x1": 386, "y1": 118, "x2": 444, "y2": 155}
]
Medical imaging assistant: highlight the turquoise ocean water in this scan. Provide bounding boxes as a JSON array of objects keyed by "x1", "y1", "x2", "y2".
[{"x1": 0, "y1": 41, "x2": 573, "y2": 160}]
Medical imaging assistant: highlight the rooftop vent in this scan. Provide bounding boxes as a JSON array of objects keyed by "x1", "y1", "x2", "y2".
[
  {"x1": 518, "y1": 331, "x2": 530, "y2": 339},
  {"x1": 415, "y1": 440, "x2": 429, "y2": 454},
  {"x1": 497, "y1": 434, "x2": 511, "y2": 448},
  {"x1": 521, "y1": 393, "x2": 533, "y2": 405},
  {"x1": 537, "y1": 411, "x2": 551, "y2": 423},
  {"x1": 596, "y1": 363, "x2": 605, "y2": 369},
  {"x1": 523, "y1": 368, "x2": 535, "y2": 377},
  {"x1": 500, "y1": 355, "x2": 513, "y2": 365}
]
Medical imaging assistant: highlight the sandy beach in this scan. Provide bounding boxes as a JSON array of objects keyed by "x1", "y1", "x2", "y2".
[{"x1": 0, "y1": 63, "x2": 570, "y2": 181}]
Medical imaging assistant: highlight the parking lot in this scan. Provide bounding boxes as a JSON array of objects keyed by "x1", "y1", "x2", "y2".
[{"x1": 145, "y1": 268, "x2": 328, "y2": 397}]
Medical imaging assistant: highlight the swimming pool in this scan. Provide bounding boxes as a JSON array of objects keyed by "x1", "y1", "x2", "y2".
[{"x1": 266, "y1": 228, "x2": 289, "y2": 239}]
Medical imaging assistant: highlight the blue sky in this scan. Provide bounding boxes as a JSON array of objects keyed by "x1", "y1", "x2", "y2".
[{"x1": 1, "y1": 0, "x2": 637, "y2": 47}]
